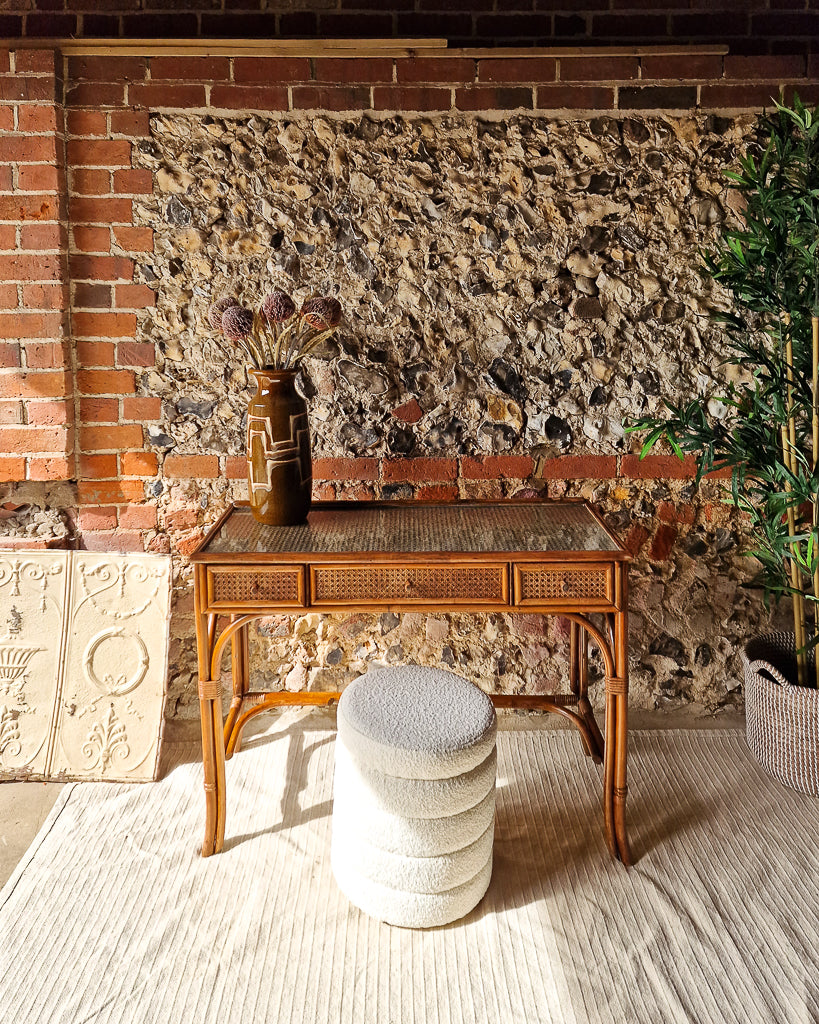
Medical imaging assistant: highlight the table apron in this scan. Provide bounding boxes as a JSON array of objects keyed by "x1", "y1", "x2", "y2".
[{"x1": 200, "y1": 560, "x2": 624, "y2": 615}]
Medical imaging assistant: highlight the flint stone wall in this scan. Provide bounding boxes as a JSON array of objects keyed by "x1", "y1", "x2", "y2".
[{"x1": 135, "y1": 110, "x2": 780, "y2": 718}]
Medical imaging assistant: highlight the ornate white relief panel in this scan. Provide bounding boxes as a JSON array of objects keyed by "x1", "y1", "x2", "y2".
[
  {"x1": 0, "y1": 551, "x2": 171, "y2": 783},
  {"x1": 50, "y1": 553, "x2": 171, "y2": 781},
  {"x1": 0, "y1": 553, "x2": 69, "y2": 776}
]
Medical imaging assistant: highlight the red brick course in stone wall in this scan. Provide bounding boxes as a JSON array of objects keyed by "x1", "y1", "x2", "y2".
[
  {"x1": 0, "y1": 44, "x2": 817, "y2": 552},
  {"x1": 55, "y1": 51, "x2": 819, "y2": 115}
]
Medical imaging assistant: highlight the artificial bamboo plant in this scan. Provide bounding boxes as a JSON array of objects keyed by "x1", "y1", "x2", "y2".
[{"x1": 631, "y1": 95, "x2": 819, "y2": 686}]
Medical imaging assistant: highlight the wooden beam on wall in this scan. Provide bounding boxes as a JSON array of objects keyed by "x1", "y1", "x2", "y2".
[
  {"x1": 452, "y1": 45, "x2": 730, "y2": 57},
  {"x1": 7, "y1": 38, "x2": 729, "y2": 58},
  {"x1": 7, "y1": 38, "x2": 450, "y2": 58}
]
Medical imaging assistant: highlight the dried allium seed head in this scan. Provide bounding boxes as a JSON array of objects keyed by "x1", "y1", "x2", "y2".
[
  {"x1": 221, "y1": 305, "x2": 254, "y2": 340},
  {"x1": 300, "y1": 296, "x2": 342, "y2": 330},
  {"x1": 321, "y1": 296, "x2": 342, "y2": 328},
  {"x1": 261, "y1": 290, "x2": 296, "y2": 324},
  {"x1": 207, "y1": 296, "x2": 239, "y2": 331}
]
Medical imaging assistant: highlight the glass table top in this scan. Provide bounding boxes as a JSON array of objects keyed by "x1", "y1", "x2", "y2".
[{"x1": 196, "y1": 502, "x2": 624, "y2": 557}]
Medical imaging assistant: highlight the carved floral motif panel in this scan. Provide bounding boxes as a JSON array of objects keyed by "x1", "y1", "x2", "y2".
[
  {"x1": 0, "y1": 551, "x2": 171, "y2": 783},
  {"x1": 0, "y1": 553, "x2": 70, "y2": 776}
]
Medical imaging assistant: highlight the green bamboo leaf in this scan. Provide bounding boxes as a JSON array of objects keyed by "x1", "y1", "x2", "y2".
[{"x1": 628, "y1": 95, "x2": 819, "y2": 674}]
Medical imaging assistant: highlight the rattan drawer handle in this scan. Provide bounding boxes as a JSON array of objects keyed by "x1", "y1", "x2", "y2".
[
  {"x1": 561, "y1": 576, "x2": 571, "y2": 593},
  {"x1": 250, "y1": 580, "x2": 261, "y2": 598},
  {"x1": 404, "y1": 578, "x2": 419, "y2": 594}
]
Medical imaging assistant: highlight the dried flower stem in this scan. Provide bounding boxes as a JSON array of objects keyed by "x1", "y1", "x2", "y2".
[
  {"x1": 274, "y1": 319, "x2": 295, "y2": 367},
  {"x1": 298, "y1": 327, "x2": 337, "y2": 360},
  {"x1": 283, "y1": 319, "x2": 308, "y2": 369},
  {"x1": 236, "y1": 338, "x2": 256, "y2": 365}
]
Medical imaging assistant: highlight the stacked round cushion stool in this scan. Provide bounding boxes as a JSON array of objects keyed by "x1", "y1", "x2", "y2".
[{"x1": 331, "y1": 664, "x2": 497, "y2": 928}]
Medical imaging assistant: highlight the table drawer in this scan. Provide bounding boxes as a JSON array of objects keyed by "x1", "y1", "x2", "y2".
[
  {"x1": 206, "y1": 566, "x2": 305, "y2": 610},
  {"x1": 514, "y1": 562, "x2": 615, "y2": 607},
  {"x1": 310, "y1": 563, "x2": 509, "y2": 606}
]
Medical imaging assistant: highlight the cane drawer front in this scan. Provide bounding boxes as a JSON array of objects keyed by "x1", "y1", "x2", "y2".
[
  {"x1": 206, "y1": 565, "x2": 305, "y2": 610},
  {"x1": 514, "y1": 562, "x2": 615, "y2": 608},
  {"x1": 309, "y1": 563, "x2": 509, "y2": 607}
]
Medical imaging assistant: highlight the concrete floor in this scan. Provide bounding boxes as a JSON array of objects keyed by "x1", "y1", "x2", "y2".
[
  {"x1": 0, "y1": 781, "x2": 65, "y2": 888},
  {"x1": 0, "y1": 707, "x2": 744, "y2": 891}
]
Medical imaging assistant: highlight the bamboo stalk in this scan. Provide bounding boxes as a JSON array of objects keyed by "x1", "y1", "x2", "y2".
[
  {"x1": 782, "y1": 422, "x2": 807, "y2": 684},
  {"x1": 812, "y1": 315, "x2": 819, "y2": 687},
  {"x1": 785, "y1": 327, "x2": 808, "y2": 686}
]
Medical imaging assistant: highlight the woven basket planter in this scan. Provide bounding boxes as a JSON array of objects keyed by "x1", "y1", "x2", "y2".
[{"x1": 743, "y1": 632, "x2": 819, "y2": 797}]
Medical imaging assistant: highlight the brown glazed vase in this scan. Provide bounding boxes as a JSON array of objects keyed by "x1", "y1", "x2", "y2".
[{"x1": 246, "y1": 368, "x2": 312, "y2": 525}]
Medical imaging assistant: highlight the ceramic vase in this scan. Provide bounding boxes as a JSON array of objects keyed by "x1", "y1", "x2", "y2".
[{"x1": 246, "y1": 368, "x2": 312, "y2": 526}]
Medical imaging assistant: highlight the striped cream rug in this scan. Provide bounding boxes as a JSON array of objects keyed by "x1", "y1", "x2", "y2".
[{"x1": 2, "y1": 711, "x2": 819, "y2": 1024}]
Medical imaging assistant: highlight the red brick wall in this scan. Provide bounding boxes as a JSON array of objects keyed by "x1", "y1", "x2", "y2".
[
  {"x1": 0, "y1": 49, "x2": 73, "y2": 485},
  {"x1": 2, "y1": 3, "x2": 818, "y2": 56},
  {"x1": 67, "y1": 93, "x2": 159, "y2": 549},
  {"x1": 0, "y1": 44, "x2": 817, "y2": 552}
]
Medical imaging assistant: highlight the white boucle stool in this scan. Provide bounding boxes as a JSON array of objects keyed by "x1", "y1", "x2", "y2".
[{"x1": 331, "y1": 665, "x2": 497, "y2": 928}]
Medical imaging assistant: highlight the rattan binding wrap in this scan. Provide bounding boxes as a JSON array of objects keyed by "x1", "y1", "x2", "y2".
[{"x1": 743, "y1": 632, "x2": 819, "y2": 798}]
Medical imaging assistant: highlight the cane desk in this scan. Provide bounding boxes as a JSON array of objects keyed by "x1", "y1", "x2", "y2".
[{"x1": 190, "y1": 499, "x2": 632, "y2": 864}]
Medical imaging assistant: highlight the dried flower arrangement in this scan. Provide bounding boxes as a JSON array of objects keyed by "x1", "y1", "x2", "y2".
[{"x1": 208, "y1": 291, "x2": 342, "y2": 370}]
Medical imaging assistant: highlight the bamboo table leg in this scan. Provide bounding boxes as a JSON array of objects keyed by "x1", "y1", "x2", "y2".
[
  {"x1": 603, "y1": 680, "x2": 618, "y2": 861},
  {"x1": 225, "y1": 618, "x2": 250, "y2": 758},
  {"x1": 602, "y1": 595, "x2": 632, "y2": 864},
  {"x1": 613, "y1": 586, "x2": 632, "y2": 865},
  {"x1": 566, "y1": 610, "x2": 628, "y2": 862},
  {"x1": 198, "y1": 678, "x2": 226, "y2": 856},
  {"x1": 195, "y1": 566, "x2": 227, "y2": 857},
  {"x1": 570, "y1": 618, "x2": 604, "y2": 762},
  {"x1": 569, "y1": 618, "x2": 581, "y2": 696}
]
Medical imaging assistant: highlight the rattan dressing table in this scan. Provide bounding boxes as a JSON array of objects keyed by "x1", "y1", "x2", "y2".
[{"x1": 190, "y1": 499, "x2": 632, "y2": 864}]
